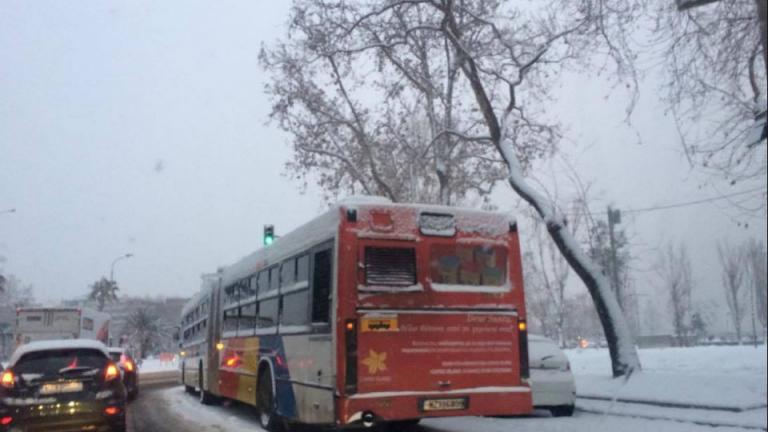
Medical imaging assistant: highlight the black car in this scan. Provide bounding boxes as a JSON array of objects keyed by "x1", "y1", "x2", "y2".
[
  {"x1": 108, "y1": 348, "x2": 139, "y2": 401},
  {"x1": 0, "y1": 339, "x2": 127, "y2": 432}
]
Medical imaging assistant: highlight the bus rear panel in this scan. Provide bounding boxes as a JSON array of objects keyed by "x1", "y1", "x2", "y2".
[{"x1": 336, "y1": 204, "x2": 532, "y2": 425}]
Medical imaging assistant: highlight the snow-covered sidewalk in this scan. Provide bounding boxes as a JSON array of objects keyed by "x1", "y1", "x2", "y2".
[
  {"x1": 138, "y1": 357, "x2": 179, "y2": 375},
  {"x1": 566, "y1": 345, "x2": 767, "y2": 430}
]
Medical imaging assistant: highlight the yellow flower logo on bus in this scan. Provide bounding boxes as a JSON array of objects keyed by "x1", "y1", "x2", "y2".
[{"x1": 362, "y1": 350, "x2": 388, "y2": 374}]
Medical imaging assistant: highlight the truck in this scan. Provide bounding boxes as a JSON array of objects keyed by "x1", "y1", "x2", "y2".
[{"x1": 14, "y1": 307, "x2": 111, "y2": 348}]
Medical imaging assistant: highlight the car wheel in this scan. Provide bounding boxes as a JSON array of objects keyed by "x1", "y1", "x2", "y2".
[
  {"x1": 257, "y1": 369, "x2": 283, "y2": 432},
  {"x1": 550, "y1": 404, "x2": 575, "y2": 417}
]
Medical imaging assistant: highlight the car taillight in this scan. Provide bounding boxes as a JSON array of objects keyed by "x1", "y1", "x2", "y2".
[
  {"x1": 104, "y1": 406, "x2": 120, "y2": 416},
  {"x1": 123, "y1": 359, "x2": 135, "y2": 372},
  {"x1": 0, "y1": 370, "x2": 14, "y2": 389},
  {"x1": 0, "y1": 415, "x2": 12, "y2": 426},
  {"x1": 105, "y1": 363, "x2": 120, "y2": 381}
]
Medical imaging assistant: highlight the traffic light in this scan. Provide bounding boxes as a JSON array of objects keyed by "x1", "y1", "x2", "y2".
[{"x1": 263, "y1": 225, "x2": 275, "y2": 246}]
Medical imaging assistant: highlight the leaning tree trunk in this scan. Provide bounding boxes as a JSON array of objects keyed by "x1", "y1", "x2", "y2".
[
  {"x1": 507, "y1": 168, "x2": 640, "y2": 377},
  {"x1": 441, "y1": 2, "x2": 640, "y2": 378}
]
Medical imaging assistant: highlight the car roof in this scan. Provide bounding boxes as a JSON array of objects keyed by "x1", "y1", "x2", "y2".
[
  {"x1": 9, "y1": 339, "x2": 110, "y2": 366},
  {"x1": 107, "y1": 347, "x2": 125, "y2": 354}
]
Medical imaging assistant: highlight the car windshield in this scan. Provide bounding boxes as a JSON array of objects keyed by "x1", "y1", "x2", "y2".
[{"x1": 14, "y1": 349, "x2": 107, "y2": 377}]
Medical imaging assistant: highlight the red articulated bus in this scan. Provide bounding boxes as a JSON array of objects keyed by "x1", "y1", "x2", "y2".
[{"x1": 179, "y1": 197, "x2": 532, "y2": 430}]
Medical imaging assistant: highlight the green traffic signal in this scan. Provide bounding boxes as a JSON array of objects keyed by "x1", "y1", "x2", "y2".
[{"x1": 264, "y1": 225, "x2": 275, "y2": 246}]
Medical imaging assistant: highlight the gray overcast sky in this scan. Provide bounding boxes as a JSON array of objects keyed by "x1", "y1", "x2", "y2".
[{"x1": 1, "y1": 1, "x2": 765, "y2": 332}]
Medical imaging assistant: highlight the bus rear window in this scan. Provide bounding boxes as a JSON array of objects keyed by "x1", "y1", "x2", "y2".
[
  {"x1": 430, "y1": 245, "x2": 507, "y2": 287},
  {"x1": 364, "y1": 247, "x2": 417, "y2": 287}
]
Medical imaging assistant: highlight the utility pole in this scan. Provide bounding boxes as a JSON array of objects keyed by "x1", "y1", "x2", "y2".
[{"x1": 607, "y1": 206, "x2": 623, "y2": 310}]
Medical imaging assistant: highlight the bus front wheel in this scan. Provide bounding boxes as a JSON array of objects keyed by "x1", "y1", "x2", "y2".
[{"x1": 257, "y1": 369, "x2": 283, "y2": 432}]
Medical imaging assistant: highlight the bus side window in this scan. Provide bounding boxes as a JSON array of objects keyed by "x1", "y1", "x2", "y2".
[
  {"x1": 269, "y1": 267, "x2": 280, "y2": 292},
  {"x1": 223, "y1": 307, "x2": 239, "y2": 334},
  {"x1": 311, "y1": 249, "x2": 332, "y2": 324},
  {"x1": 257, "y1": 271, "x2": 269, "y2": 294},
  {"x1": 281, "y1": 255, "x2": 310, "y2": 327},
  {"x1": 281, "y1": 259, "x2": 296, "y2": 288}
]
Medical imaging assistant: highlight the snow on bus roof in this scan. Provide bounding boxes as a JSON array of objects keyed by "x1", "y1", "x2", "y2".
[
  {"x1": 218, "y1": 197, "x2": 516, "y2": 287},
  {"x1": 9, "y1": 339, "x2": 109, "y2": 366},
  {"x1": 180, "y1": 282, "x2": 214, "y2": 318}
]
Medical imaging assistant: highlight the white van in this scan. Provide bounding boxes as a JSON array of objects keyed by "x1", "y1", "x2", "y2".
[{"x1": 14, "y1": 307, "x2": 110, "y2": 348}]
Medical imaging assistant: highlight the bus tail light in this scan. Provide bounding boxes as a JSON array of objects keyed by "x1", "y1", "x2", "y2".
[
  {"x1": 518, "y1": 320, "x2": 529, "y2": 380},
  {"x1": 344, "y1": 319, "x2": 358, "y2": 394},
  {"x1": 1, "y1": 370, "x2": 15, "y2": 389}
]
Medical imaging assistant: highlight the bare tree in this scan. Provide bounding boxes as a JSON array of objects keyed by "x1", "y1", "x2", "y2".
[
  {"x1": 718, "y1": 240, "x2": 747, "y2": 343},
  {"x1": 126, "y1": 309, "x2": 161, "y2": 360},
  {"x1": 654, "y1": 0, "x2": 767, "y2": 196},
  {"x1": 0, "y1": 274, "x2": 35, "y2": 308},
  {"x1": 744, "y1": 239, "x2": 767, "y2": 339},
  {"x1": 260, "y1": 2, "x2": 511, "y2": 205},
  {"x1": 656, "y1": 243, "x2": 694, "y2": 346},
  {"x1": 264, "y1": 0, "x2": 643, "y2": 376},
  {"x1": 523, "y1": 251, "x2": 556, "y2": 338},
  {"x1": 523, "y1": 176, "x2": 589, "y2": 347}
]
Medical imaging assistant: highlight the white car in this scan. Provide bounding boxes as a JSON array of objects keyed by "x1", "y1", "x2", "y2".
[{"x1": 528, "y1": 334, "x2": 576, "y2": 417}]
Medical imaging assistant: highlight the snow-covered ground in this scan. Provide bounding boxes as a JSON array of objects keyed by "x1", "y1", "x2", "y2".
[
  {"x1": 567, "y1": 345, "x2": 767, "y2": 408},
  {"x1": 148, "y1": 345, "x2": 767, "y2": 431},
  {"x1": 158, "y1": 385, "x2": 753, "y2": 432},
  {"x1": 139, "y1": 357, "x2": 179, "y2": 374},
  {"x1": 566, "y1": 345, "x2": 767, "y2": 430}
]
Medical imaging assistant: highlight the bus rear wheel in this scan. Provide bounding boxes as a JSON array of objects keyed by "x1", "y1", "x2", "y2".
[{"x1": 257, "y1": 369, "x2": 283, "y2": 432}]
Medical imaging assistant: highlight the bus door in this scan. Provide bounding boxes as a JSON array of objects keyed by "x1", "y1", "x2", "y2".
[{"x1": 283, "y1": 244, "x2": 335, "y2": 424}]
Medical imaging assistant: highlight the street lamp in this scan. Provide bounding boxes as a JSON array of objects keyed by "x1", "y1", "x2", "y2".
[{"x1": 110, "y1": 253, "x2": 134, "y2": 281}]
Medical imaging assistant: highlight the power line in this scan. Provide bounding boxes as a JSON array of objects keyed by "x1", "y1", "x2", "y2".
[
  {"x1": 621, "y1": 186, "x2": 766, "y2": 215},
  {"x1": 556, "y1": 186, "x2": 767, "y2": 217}
]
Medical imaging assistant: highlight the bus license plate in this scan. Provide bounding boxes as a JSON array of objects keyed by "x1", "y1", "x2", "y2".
[
  {"x1": 40, "y1": 381, "x2": 83, "y2": 395},
  {"x1": 421, "y1": 397, "x2": 467, "y2": 412}
]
